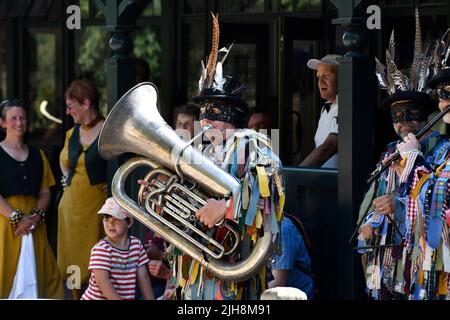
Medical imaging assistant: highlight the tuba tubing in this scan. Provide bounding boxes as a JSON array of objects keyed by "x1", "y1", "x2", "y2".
[{"x1": 112, "y1": 156, "x2": 275, "y2": 282}]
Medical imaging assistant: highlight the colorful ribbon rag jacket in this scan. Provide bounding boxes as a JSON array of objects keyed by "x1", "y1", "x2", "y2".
[
  {"x1": 404, "y1": 136, "x2": 450, "y2": 300},
  {"x1": 357, "y1": 132, "x2": 447, "y2": 300},
  {"x1": 166, "y1": 129, "x2": 284, "y2": 300}
]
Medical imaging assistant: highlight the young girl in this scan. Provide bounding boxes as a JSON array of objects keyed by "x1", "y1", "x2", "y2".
[{"x1": 81, "y1": 197, "x2": 154, "y2": 300}]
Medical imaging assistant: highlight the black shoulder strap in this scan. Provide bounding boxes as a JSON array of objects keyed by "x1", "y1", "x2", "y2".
[
  {"x1": 283, "y1": 213, "x2": 312, "y2": 257},
  {"x1": 283, "y1": 213, "x2": 314, "y2": 278}
]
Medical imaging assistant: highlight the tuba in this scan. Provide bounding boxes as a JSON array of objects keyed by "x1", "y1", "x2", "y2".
[{"x1": 98, "y1": 82, "x2": 275, "y2": 282}]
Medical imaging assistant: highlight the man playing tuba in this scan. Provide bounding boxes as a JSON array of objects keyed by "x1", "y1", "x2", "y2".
[{"x1": 140, "y1": 14, "x2": 284, "y2": 300}]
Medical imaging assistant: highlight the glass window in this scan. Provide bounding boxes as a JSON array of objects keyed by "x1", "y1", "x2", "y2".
[
  {"x1": 218, "y1": 0, "x2": 265, "y2": 13},
  {"x1": 242, "y1": 0, "x2": 265, "y2": 13},
  {"x1": 279, "y1": 0, "x2": 295, "y2": 11},
  {"x1": 83, "y1": 0, "x2": 105, "y2": 19},
  {"x1": 185, "y1": 21, "x2": 205, "y2": 102},
  {"x1": 218, "y1": 0, "x2": 239, "y2": 13},
  {"x1": 91, "y1": 1, "x2": 104, "y2": 19},
  {"x1": 273, "y1": 0, "x2": 321, "y2": 11},
  {"x1": 0, "y1": 20, "x2": 6, "y2": 100},
  {"x1": 184, "y1": 0, "x2": 205, "y2": 15},
  {"x1": 194, "y1": 0, "x2": 206, "y2": 14},
  {"x1": 133, "y1": 25, "x2": 162, "y2": 86},
  {"x1": 75, "y1": 26, "x2": 109, "y2": 116},
  {"x1": 142, "y1": 0, "x2": 162, "y2": 17},
  {"x1": 418, "y1": 0, "x2": 447, "y2": 3},
  {"x1": 240, "y1": 0, "x2": 265, "y2": 13},
  {"x1": 28, "y1": 0, "x2": 54, "y2": 18},
  {"x1": 226, "y1": 43, "x2": 257, "y2": 108},
  {"x1": 154, "y1": 0, "x2": 162, "y2": 16},
  {"x1": 80, "y1": 0, "x2": 90, "y2": 18},
  {"x1": 74, "y1": 25, "x2": 162, "y2": 116},
  {"x1": 27, "y1": 30, "x2": 60, "y2": 147},
  {"x1": 291, "y1": 40, "x2": 320, "y2": 165},
  {"x1": 384, "y1": 0, "x2": 413, "y2": 5},
  {"x1": 184, "y1": 0, "x2": 194, "y2": 14},
  {"x1": 298, "y1": 0, "x2": 321, "y2": 10}
]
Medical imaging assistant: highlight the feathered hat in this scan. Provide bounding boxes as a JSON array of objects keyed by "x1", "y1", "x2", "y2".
[
  {"x1": 192, "y1": 13, "x2": 248, "y2": 114},
  {"x1": 427, "y1": 28, "x2": 450, "y2": 89},
  {"x1": 376, "y1": 8, "x2": 437, "y2": 112}
]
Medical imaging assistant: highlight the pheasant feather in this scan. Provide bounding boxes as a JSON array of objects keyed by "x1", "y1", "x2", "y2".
[
  {"x1": 385, "y1": 49, "x2": 398, "y2": 94},
  {"x1": 393, "y1": 69, "x2": 409, "y2": 92},
  {"x1": 418, "y1": 41, "x2": 436, "y2": 91},
  {"x1": 204, "y1": 13, "x2": 220, "y2": 88},
  {"x1": 374, "y1": 57, "x2": 388, "y2": 90},
  {"x1": 441, "y1": 28, "x2": 450, "y2": 68},
  {"x1": 388, "y1": 30, "x2": 396, "y2": 66},
  {"x1": 434, "y1": 38, "x2": 442, "y2": 74},
  {"x1": 410, "y1": 8, "x2": 422, "y2": 90},
  {"x1": 220, "y1": 42, "x2": 234, "y2": 64}
]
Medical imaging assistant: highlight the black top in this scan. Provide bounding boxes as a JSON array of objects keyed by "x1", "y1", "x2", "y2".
[
  {"x1": 0, "y1": 145, "x2": 43, "y2": 198},
  {"x1": 66, "y1": 125, "x2": 107, "y2": 186}
]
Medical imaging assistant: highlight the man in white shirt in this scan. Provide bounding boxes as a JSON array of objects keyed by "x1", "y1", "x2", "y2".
[{"x1": 299, "y1": 54, "x2": 341, "y2": 168}]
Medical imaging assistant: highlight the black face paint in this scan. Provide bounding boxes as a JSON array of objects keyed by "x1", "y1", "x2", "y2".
[
  {"x1": 390, "y1": 102, "x2": 428, "y2": 123},
  {"x1": 437, "y1": 87, "x2": 450, "y2": 100},
  {"x1": 199, "y1": 100, "x2": 244, "y2": 127}
]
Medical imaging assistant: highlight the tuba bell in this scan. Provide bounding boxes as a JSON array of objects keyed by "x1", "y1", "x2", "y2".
[{"x1": 98, "y1": 82, "x2": 275, "y2": 282}]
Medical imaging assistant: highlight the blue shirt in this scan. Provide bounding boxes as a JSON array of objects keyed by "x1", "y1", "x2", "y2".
[{"x1": 271, "y1": 217, "x2": 314, "y2": 299}]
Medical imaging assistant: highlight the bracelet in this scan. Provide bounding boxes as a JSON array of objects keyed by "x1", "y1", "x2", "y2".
[
  {"x1": 31, "y1": 208, "x2": 46, "y2": 225},
  {"x1": 61, "y1": 173, "x2": 69, "y2": 189},
  {"x1": 9, "y1": 209, "x2": 24, "y2": 228}
]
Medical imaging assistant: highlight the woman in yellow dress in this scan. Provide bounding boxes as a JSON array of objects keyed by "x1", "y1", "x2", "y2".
[
  {"x1": 57, "y1": 80, "x2": 108, "y2": 299},
  {"x1": 0, "y1": 99, "x2": 63, "y2": 299}
]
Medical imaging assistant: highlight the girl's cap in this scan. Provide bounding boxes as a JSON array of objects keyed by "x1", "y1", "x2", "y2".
[{"x1": 98, "y1": 197, "x2": 132, "y2": 220}]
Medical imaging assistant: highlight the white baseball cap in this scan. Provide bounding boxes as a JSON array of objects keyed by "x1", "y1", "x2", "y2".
[
  {"x1": 307, "y1": 54, "x2": 342, "y2": 70},
  {"x1": 98, "y1": 197, "x2": 132, "y2": 220}
]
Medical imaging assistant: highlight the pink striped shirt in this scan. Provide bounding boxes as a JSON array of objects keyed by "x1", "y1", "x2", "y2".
[{"x1": 81, "y1": 236, "x2": 149, "y2": 300}]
